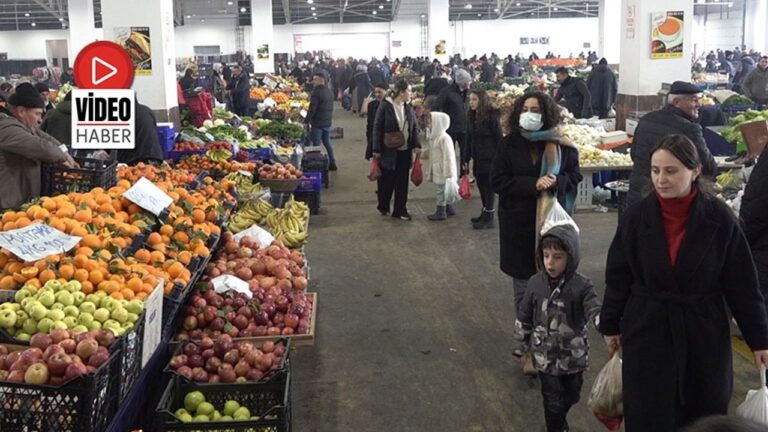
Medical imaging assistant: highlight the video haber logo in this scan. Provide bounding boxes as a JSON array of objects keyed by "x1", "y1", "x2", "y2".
[{"x1": 71, "y1": 41, "x2": 136, "y2": 150}]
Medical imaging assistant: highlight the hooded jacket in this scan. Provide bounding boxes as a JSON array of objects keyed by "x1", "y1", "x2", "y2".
[
  {"x1": 555, "y1": 76, "x2": 592, "y2": 119},
  {"x1": 0, "y1": 113, "x2": 68, "y2": 210},
  {"x1": 512, "y1": 225, "x2": 601, "y2": 375},
  {"x1": 424, "y1": 112, "x2": 457, "y2": 184},
  {"x1": 40, "y1": 99, "x2": 72, "y2": 145}
]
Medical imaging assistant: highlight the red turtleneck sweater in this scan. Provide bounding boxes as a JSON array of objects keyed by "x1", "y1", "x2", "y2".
[{"x1": 656, "y1": 188, "x2": 698, "y2": 267}]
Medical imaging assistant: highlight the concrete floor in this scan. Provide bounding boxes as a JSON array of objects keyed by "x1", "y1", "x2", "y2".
[{"x1": 293, "y1": 103, "x2": 761, "y2": 432}]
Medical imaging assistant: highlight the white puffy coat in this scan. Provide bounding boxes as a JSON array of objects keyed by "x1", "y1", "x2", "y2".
[{"x1": 426, "y1": 112, "x2": 457, "y2": 184}]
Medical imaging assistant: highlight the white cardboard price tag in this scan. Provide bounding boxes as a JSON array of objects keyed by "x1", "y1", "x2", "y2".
[
  {"x1": 232, "y1": 224, "x2": 275, "y2": 248},
  {"x1": 123, "y1": 177, "x2": 173, "y2": 216},
  {"x1": 300, "y1": 109, "x2": 307, "y2": 118},
  {"x1": 211, "y1": 275, "x2": 252, "y2": 299},
  {"x1": 238, "y1": 170, "x2": 253, "y2": 177},
  {"x1": 0, "y1": 223, "x2": 81, "y2": 262},
  {"x1": 141, "y1": 280, "x2": 163, "y2": 367}
]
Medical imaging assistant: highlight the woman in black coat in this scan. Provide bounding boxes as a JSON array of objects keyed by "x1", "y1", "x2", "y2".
[
  {"x1": 490, "y1": 92, "x2": 582, "y2": 311},
  {"x1": 353, "y1": 66, "x2": 374, "y2": 115},
  {"x1": 599, "y1": 135, "x2": 768, "y2": 432},
  {"x1": 372, "y1": 80, "x2": 421, "y2": 221},
  {"x1": 586, "y1": 58, "x2": 617, "y2": 119},
  {"x1": 464, "y1": 89, "x2": 502, "y2": 229}
]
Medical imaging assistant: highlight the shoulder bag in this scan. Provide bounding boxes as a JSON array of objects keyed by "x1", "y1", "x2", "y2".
[{"x1": 383, "y1": 107, "x2": 407, "y2": 149}]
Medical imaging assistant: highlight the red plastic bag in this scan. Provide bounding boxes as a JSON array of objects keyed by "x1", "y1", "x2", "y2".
[
  {"x1": 368, "y1": 158, "x2": 382, "y2": 181},
  {"x1": 411, "y1": 158, "x2": 423, "y2": 186},
  {"x1": 459, "y1": 172, "x2": 472, "y2": 200}
]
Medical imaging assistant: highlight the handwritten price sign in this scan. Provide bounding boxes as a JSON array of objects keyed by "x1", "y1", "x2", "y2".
[{"x1": 0, "y1": 223, "x2": 81, "y2": 262}]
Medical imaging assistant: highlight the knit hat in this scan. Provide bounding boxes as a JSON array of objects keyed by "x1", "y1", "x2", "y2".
[
  {"x1": 34, "y1": 82, "x2": 50, "y2": 93},
  {"x1": 8, "y1": 83, "x2": 45, "y2": 109},
  {"x1": 454, "y1": 69, "x2": 472, "y2": 85}
]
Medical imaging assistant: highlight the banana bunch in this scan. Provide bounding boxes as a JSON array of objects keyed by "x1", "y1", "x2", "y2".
[
  {"x1": 206, "y1": 148, "x2": 232, "y2": 162},
  {"x1": 224, "y1": 171, "x2": 264, "y2": 198},
  {"x1": 274, "y1": 145, "x2": 295, "y2": 156},
  {"x1": 226, "y1": 198, "x2": 274, "y2": 233},
  {"x1": 268, "y1": 198, "x2": 309, "y2": 248}
]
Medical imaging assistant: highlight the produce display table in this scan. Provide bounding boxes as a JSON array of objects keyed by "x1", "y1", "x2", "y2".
[{"x1": 576, "y1": 165, "x2": 633, "y2": 211}]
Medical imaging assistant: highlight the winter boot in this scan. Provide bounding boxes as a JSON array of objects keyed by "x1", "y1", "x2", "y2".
[
  {"x1": 472, "y1": 209, "x2": 495, "y2": 229},
  {"x1": 427, "y1": 206, "x2": 447, "y2": 221},
  {"x1": 446, "y1": 204, "x2": 456, "y2": 217},
  {"x1": 471, "y1": 208, "x2": 485, "y2": 224}
]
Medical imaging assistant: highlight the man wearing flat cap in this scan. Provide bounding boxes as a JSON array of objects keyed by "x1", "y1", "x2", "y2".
[
  {"x1": 0, "y1": 82, "x2": 77, "y2": 210},
  {"x1": 627, "y1": 81, "x2": 717, "y2": 206},
  {"x1": 34, "y1": 82, "x2": 54, "y2": 114}
]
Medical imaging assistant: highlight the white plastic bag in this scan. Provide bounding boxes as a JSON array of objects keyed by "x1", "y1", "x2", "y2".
[
  {"x1": 588, "y1": 352, "x2": 624, "y2": 431},
  {"x1": 737, "y1": 366, "x2": 768, "y2": 424},
  {"x1": 444, "y1": 178, "x2": 460, "y2": 204},
  {"x1": 540, "y1": 199, "x2": 580, "y2": 236}
]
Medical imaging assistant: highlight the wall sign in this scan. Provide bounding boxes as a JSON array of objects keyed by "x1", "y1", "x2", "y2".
[
  {"x1": 651, "y1": 11, "x2": 684, "y2": 59},
  {"x1": 115, "y1": 27, "x2": 152, "y2": 75},
  {"x1": 625, "y1": 4, "x2": 636, "y2": 40}
]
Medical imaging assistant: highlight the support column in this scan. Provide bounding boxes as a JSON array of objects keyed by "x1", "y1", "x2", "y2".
[
  {"x1": 67, "y1": 0, "x2": 98, "y2": 68},
  {"x1": 616, "y1": 0, "x2": 694, "y2": 130},
  {"x1": 598, "y1": 0, "x2": 621, "y2": 63},
  {"x1": 744, "y1": 0, "x2": 768, "y2": 54},
  {"x1": 251, "y1": 0, "x2": 274, "y2": 74},
  {"x1": 428, "y1": 0, "x2": 450, "y2": 62},
  {"x1": 101, "y1": 0, "x2": 178, "y2": 123}
]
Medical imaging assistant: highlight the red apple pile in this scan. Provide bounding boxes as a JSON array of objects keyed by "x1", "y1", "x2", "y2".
[
  {"x1": 258, "y1": 163, "x2": 302, "y2": 180},
  {"x1": 176, "y1": 234, "x2": 313, "y2": 341},
  {"x1": 0, "y1": 328, "x2": 115, "y2": 386},
  {"x1": 168, "y1": 335, "x2": 287, "y2": 384},
  {"x1": 173, "y1": 141, "x2": 205, "y2": 152}
]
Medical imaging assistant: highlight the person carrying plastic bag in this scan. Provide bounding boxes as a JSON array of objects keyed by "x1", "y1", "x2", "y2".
[
  {"x1": 512, "y1": 221, "x2": 601, "y2": 432},
  {"x1": 425, "y1": 112, "x2": 458, "y2": 221}
]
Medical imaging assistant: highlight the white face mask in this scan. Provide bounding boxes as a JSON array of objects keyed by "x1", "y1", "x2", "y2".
[{"x1": 519, "y1": 111, "x2": 543, "y2": 131}]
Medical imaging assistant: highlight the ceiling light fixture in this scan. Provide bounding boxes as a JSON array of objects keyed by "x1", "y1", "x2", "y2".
[
  {"x1": 372, "y1": 10, "x2": 377, "y2": 14},
  {"x1": 553, "y1": 7, "x2": 558, "y2": 10},
  {"x1": 494, "y1": 8, "x2": 499, "y2": 12},
  {"x1": 311, "y1": 6, "x2": 315, "y2": 10},
  {"x1": 464, "y1": 4, "x2": 472, "y2": 9},
  {"x1": 420, "y1": 13, "x2": 425, "y2": 18},
  {"x1": 312, "y1": 12, "x2": 317, "y2": 16},
  {"x1": 201, "y1": 18, "x2": 205, "y2": 22},
  {"x1": 227, "y1": 0, "x2": 233, "y2": 4},
  {"x1": 58, "y1": 17, "x2": 63, "y2": 21},
  {"x1": 186, "y1": 15, "x2": 191, "y2": 18},
  {"x1": 307, "y1": 0, "x2": 314, "y2": 3},
  {"x1": 477, "y1": 13, "x2": 481, "y2": 16},
  {"x1": 379, "y1": 5, "x2": 384, "y2": 9},
  {"x1": 240, "y1": 7, "x2": 246, "y2": 12},
  {"x1": 313, "y1": 16, "x2": 317, "y2": 19},
  {"x1": 24, "y1": 13, "x2": 30, "y2": 17},
  {"x1": 31, "y1": 22, "x2": 36, "y2": 26},
  {"x1": 516, "y1": 2, "x2": 521, "y2": 5}
]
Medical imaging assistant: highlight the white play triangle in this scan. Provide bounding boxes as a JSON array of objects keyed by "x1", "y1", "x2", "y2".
[{"x1": 92, "y1": 56, "x2": 118, "y2": 85}]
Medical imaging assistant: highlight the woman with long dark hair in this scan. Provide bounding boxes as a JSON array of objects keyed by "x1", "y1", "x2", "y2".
[
  {"x1": 600, "y1": 135, "x2": 768, "y2": 431},
  {"x1": 464, "y1": 89, "x2": 502, "y2": 229},
  {"x1": 371, "y1": 80, "x2": 421, "y2": 220},
  {"x1": 491, "y1": 90, "x2": 582, "y2": 321}
]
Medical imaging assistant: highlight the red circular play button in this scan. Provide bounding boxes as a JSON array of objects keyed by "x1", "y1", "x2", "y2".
[{"x1": 73, "y1": 41, "x2": 135, "y2": 89}]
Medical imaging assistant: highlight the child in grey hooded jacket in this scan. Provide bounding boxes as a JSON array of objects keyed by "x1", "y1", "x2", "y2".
[{"x1": 512, "y1": 224, "x2": 601, "y2": 432}]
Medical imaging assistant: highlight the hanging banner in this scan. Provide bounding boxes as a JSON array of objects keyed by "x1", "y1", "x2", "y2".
[
  {"x1": 650, "y1": 11, "x2": 684, "y2": 59},
  {"x1": 115, "y1": 26, "x2": 152, "y2": 75}
]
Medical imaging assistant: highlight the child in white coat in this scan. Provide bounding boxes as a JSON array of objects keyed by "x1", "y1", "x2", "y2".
[{"x1": 426, "y1": 111, "x2": 458, "y2": 221}]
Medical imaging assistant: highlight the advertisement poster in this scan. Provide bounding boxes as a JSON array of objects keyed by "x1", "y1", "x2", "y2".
[
  {"x1": 434, "y1": 40, "x2": 446, "y2": 55},
  {"x1": 114, "y1": 26, "x2": 152, "y2": 74},
  {"x1": 257, "y1": 44, "x2": 270, "y2": 61},
  {"x1": 650, "y1": 11, "x2": 684, "y2": 59}
]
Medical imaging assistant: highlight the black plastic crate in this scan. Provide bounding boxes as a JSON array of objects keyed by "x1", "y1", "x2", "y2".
[
  {"x1": 156, "y1": 373, "x2": 291, "y2": 432},
  {"x1": 112, "y1": 312, "x2": 146, "y2": 404},
  {"x1": 41, "y1": 154, "x2": 118, "y2": 196},
  {"x1": 0, "y1": 347, "x2": 119, "y2": 432},
  {"x1": 294, "y1": 191, "x2": 320, "y2": 215}
]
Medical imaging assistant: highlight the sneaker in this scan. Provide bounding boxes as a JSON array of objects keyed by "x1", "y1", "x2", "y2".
[
  {"x1": 377, "y1": 209, "x2": 389, "y2": 216},
  {"x1": 394, "y1": 213, "x2": 412, "y2": 221}
]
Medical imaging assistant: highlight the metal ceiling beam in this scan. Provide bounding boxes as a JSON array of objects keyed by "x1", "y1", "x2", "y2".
[
  {"x1": 281, "y1": 0, "x2": 291, "y2": 23},
  {"x1": 392, "y1": 0, "x2": 403, "y2": 21},
  {"x1": 529, "y1": 0, "x2": 596, "y2": 16},
  {"x1": 342, "y1": 8, "x2": 388, "y2": 21},
  {"x1": 500, "y1": 0, "x2": 516, "y2": 18},
  {"x1": 30, "y1": 0, "x2": 64, "y2": 21}
]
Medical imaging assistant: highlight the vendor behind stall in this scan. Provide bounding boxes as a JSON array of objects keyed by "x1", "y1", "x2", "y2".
[{"x1": 0, "y1": 83, "x2": 77, "y2": 210}]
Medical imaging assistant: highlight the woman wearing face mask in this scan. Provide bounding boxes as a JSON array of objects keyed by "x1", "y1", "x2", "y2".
[
  {"x1": 464, "y1": 89, "x2": 503, "y2": 229},
  {"x1": 490, "y1": 91, "x2": 582, "y2": 333},
  {"x1": 599, "y1": 135, "x2": 768, "y2": 432}
]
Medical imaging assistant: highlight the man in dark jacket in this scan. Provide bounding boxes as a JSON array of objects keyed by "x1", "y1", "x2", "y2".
[
  {"x1": 435, "y1": 69, "x2": 471, "y2": 184},
  {"x1": 627, "y1": 81, "x2": 718, "y2": 206},
  {"x1": 368, "y1": 62, "x2": 386, "y2": 87},
  {"x1": 306, "y1": 73, "x2": 337, "y2": 171},
  {"x1": 479, "y1": 56, "x2": 496, "y2": 83},
  {"x1": 554, "y1": 67, "x2": 592, "y2": 118},
  {"x1": 40, "y1": 90, "x2": 72, "y2": 145},
  {"x1": 742, "y1": 56, "x2": 768, "y2": 105},
  {"x1": 586, "y1": 58, "x2": 617, "y2": 119},
  {"x1": 424, "y1": 76, "x2": 449, "y2": 98},
  {"x1": 423, "y1": 59, "x2": 442, "y2": 84},
  {"x1": 742, "y1": 144, "x2": 768, "y2": 321},
  {"x1": 117, "y1": 98, "x2": 163, "y2": 165},
  {"x1": 365, "y1": 84, "x2": 388, "y2": 160},
  {"x1": 225, "y1": 65, "x2": 250, "y2": 116},
  {"x1": 733, "y1": 54, "x2": 757, "y2": 92}
]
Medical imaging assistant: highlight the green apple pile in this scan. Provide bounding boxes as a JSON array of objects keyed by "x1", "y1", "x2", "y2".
[
  {"x1": 175, "y1": 390, "x2": 255, "y2": 423},
  {"x1": 0, "y1": 279, "x2": 144, "y2": 341}
]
